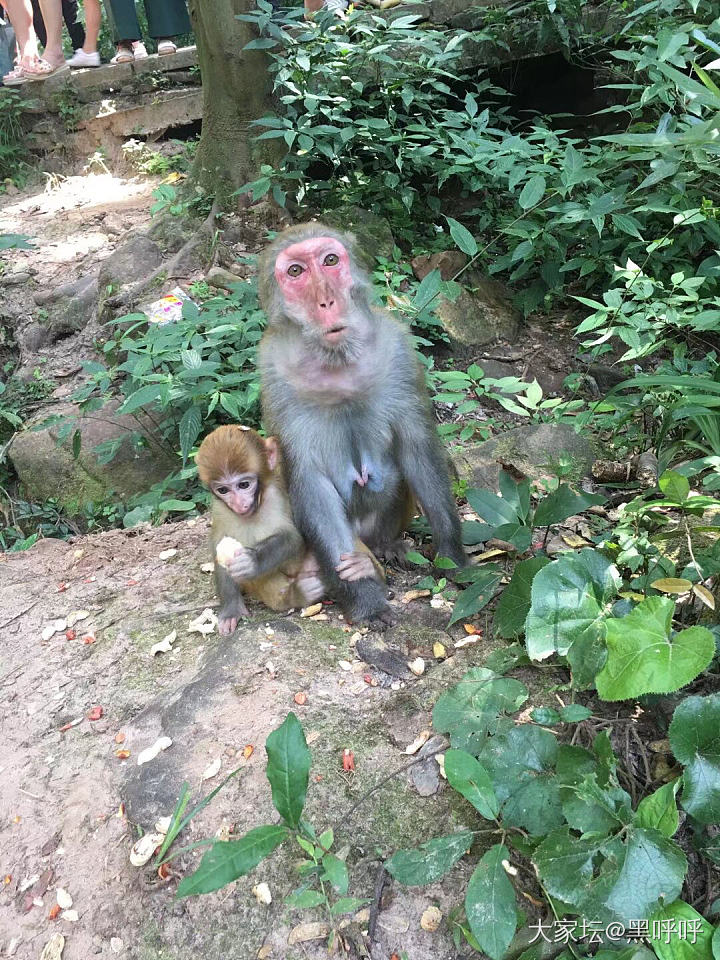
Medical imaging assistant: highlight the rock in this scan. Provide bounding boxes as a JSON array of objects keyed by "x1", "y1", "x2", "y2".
[
  {"x1": 47, "y1": 274, "x2": 99, "y2": 340},
  {"x1": 9, "y1": 399, "x2": 176, "y2": 507},
  {"x1": 1, "y1": 272, "x2": 32, "y2": 286},
  {"x1": 408, "y1": 735, "x2": 446, "y2": 797},
  {"x1": 323, "y1": 206, "x2": 395, "y2": 268},
  {"x1": 205, "y1": 266, "x2": 244, "y2": 290},
  {"x1": 98, "y1": 235, "x2": 163, "y2": 291},
  {"x1": 411, "y1": 250, "x2": 468, "y2": 282},
  {"x1": 436, "y1": 275, "x2": 520, "y2": 350},
  {"x1": 20, "y1": 321, "x2": 52, "y2": 353},
  {"x1": 356, "y1": 633, "x2": 412, "y2": 679},
  {"x1": 455, "y1": 423, "x2": 600, "y2": 490}
]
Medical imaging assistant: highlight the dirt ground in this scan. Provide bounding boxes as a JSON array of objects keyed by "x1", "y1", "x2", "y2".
[{"x1": 0, "y1": 514, "x2": 529, "y2": 960}]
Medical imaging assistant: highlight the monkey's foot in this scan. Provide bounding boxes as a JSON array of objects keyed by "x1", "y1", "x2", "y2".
[
  {"x1": 377, "y1": 538, "x2": 413, "y2": 569},
  {"x1": 218, "y1": 616, "x2": 239, "y2": 636},
  {"x1": 347, "y1": 602, "x2": 396, "y2": 631},
  {"x1": 297, "y1": 574, "x2": 325, "y2": 604}
]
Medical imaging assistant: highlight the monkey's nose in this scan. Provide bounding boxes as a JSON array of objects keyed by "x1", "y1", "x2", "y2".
[{"x1": 318, "y1": 297, "x2": 335, "y2": 309}]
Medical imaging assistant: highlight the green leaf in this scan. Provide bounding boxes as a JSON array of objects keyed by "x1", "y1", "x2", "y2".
[
  {"x1": 519, "y1": 175, "x2": 546, "y2": 210},
  {"x1": 446, "y1": 216, "x2": 478, "y2": 257},
  {"x1": 433, "y1": 668, "x2": 528, "y2": 753},
  {"x1": 385, "y1": 831, "x2": 474, "y2": 885},
  {"x1": 659, "y1": 470, "x2": 690, "y2": 504},
  {"x1": 405, "y1": 550, "x2": 429, "y2": 566},
  {"x1": 595, "y1": 596, "x2": 715, "y2": 700},
  {"x1": 0, "y1": 233, "x2": 34, "y2": 249},
  {"x1": 531, "y1": 707, "x2": 561, "y2": 725},
  {"x1": 559, "y1": 704, "x2": 592, "y2": 723},
  {"x1": 265, "y1": 713, "x2": 311, "y2": 828},
  {"x1": 495, "y1": 556, "x2": 552, "y2": 638},
  {"x1": 180, "y1": 407, "x2": 202, "y2": 467},
  {"x1": 525, "y1": 548, "x2": 621, "y2": 661},
  {"x1": 466, "y1": 487, "x2": 520, "y2": 526},
  {"x1": 478, "y1": 726, "x2": 563, "y2": 836},
  {"x1": 444, "y1": 749, "x2": 499, "y2": 819},
  {"x1": 465, "y1": 844, "x2": 518, "y2": 960},
  {"x1": 176, "y1": 825, "x2": 288, "y2": 897},
  {"x1": 492, "y1": 522, "x2": 532, "y2": 553},
  {"x1": 72, "y1": 429, "x2": 82, "y2": 460},
  {"x1": 158, "y1": 499, "x2": 196, "y2": 512},
  {"x1": 669, "y1": 694, "x2": 720, "y2": 824},
  {"x1": 650, "y1": 901, "x2": 714, "y2": 960},
  {"x1": 448, "y1": 568, "x2": 504, "y2": 627},
  {"x1": 118, "y1": 382, "x2": 166, "y2": 414},
  {"x1": 713, "y1": 926, "x2": 720, "y2": 960},
  {"x1": 635, "y1": 780, "x2": 679, "y2": 838},
  {"x1": 533, "y1": 828, "x2": 605, "y2": 905},
  {"x1": 330, "y1": 897, "x2": 372, "y2": 916},
  {"x1": 286, "y1": 888, "x2": 326, "y2": 909},
  {"x1": 322, "y1": 853, "x2": 349, "y2": 894},
  {"x1": 533, "y1": 485, "x2": 605, "y2": 528}
]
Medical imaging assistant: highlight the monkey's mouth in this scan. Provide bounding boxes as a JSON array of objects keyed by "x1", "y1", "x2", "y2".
[{"x1": 323, "y1": 325, "x2": 347, "y2": 343}]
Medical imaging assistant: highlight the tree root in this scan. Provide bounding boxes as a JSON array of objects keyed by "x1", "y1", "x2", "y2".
[{"x1": 106, "y1": 201, "x2": 219, "y2": 311}]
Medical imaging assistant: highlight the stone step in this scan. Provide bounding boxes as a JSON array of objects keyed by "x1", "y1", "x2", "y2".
[{"x1": 77, "y1": 87, "x2": 203, "y2": 141}]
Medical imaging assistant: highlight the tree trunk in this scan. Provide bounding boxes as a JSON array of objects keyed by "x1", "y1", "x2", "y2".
[{"x1": 188, "y1": 0, "x2": 277, "y2": 198}]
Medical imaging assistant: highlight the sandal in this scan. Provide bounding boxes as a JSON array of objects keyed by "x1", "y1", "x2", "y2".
[
  {"x1": 3, "y1": 66, "x2": 27, "y2": 86},
  {"x1": 157, "y1": 40, "x2": 177, "y2": 56},
  {"x1": 22, "y1": 59, "x2": 70, "y2": 81},
  {"x1": 111, "y1": 44, "x2": 134, "y2": 64}
]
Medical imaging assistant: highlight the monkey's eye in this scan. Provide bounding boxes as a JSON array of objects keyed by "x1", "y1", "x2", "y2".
[
  {"x1": 287, "y1": 264, "x2": 304, "y2": 278},
  {"x1": 238, "y1": 480, "x2": 251, "y2": 490},
  {"x1": 217, "y1": 486, "x2": 229, "y2": 495},
  {"x1": 323, "y1": 253, "x2": 339, "y2": 266}
]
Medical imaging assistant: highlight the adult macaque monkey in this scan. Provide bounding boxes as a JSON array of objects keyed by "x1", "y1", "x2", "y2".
[
  {"x1": 258, "y1": 223, "x2": 466, "y2": 627},
  {"x1": 196, "y1": 425, "x2": 381, "y2": 635}
]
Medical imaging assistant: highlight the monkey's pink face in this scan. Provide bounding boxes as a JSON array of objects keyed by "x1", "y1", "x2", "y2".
[
  {"x1": 274, "y1": 236, "x2": 353, "y2": 344},
  {"x1": 212, "y1": 473, "x2": 259, "y2": 517}
]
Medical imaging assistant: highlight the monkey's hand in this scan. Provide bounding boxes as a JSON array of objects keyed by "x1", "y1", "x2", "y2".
[
  {"x1": 336, "y1": 551, "x2": 377, "y2": 582},
  {"x1": 225, "y1": 546, "x2": 259, "y2": 582}
]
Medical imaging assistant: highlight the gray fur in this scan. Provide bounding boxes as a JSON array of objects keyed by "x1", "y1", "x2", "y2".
[{"x1": 259, "y1": 225, "x2": 464, "y2": 624}]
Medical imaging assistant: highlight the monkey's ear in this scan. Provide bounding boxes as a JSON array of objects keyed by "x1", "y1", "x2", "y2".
[{"x1": 264, "y1": 437, "x2": 280, "y2": 472}]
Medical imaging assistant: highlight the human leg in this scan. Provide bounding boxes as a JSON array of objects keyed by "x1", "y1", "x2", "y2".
[
  {"x1": 35, "y1": 0, "x2": 63, "y2": 63},
  {"x1": 144, "y1": 0, "x2": 190, "y2": 43},
  {"x1": 61, "y1": 0, "x2": 85, "y2": 50},
  {"x1": 66, "y1": 0, "x2": 99, "y2": 62}
]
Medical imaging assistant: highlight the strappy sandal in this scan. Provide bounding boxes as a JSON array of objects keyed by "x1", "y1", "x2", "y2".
[
  {"x1": 22, "y1": 59, "x2": 70, "y2": 81},
  {"x1": 157, "y1": 40, "x2": 177, "y2": 55}
]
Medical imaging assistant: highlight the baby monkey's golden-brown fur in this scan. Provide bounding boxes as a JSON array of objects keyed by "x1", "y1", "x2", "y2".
[{"x1": 196, "y1": 425, "x2": 382, "y2": 634}]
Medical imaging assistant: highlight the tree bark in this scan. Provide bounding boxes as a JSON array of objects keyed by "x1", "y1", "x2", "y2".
[{"x1": 188, "y1": 0, "x2": 277, "y2": 199}]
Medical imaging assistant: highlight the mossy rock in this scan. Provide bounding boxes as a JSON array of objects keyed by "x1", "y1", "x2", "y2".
[{"x1": 323, "y1": 206, "x2": 395, "y2": 268}]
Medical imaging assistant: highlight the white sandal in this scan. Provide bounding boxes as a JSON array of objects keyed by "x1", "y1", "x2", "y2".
[
  {"x1": 111, "y1": 45, "x2": 134, "y2": 63},
  {"x1": 157, "y1": 40, "x2": 177, "y2": 55}
]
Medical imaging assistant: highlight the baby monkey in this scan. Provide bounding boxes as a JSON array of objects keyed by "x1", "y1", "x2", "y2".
[{"x1": 195, "y1": 425, "x2": 382, "y2": 634}]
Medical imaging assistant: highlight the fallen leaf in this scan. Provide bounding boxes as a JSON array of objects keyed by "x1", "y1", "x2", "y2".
[
  {"x1": 561, "y1": 533, "x2": 588, "y2": 548},
  {"x1": 155, "y1": 817, "x2": 172, "y2": 835},
  {"x1": 454, "y1": 635, "x2": 480, "y2": 649},
  {"x1": 115, "y1": 750, "x2": 130, "y2": 760},
  {"x1": 3, "y1": 875, "x2": 10, "y2": 885},
  {"x1": 294, "y1": 692, "x2": 307, "y2": 705},
  {"x1": 129, "y1": 833, "x2": 164, "y2": 867},
  {"x1": 430, "y1": 595, "x2": 450, "y2": 609},
  {"x1": 300, "y1": 603, "x2": 323, "y2": 618},
  {"x1": 242, "y1": 744, "x2": 254, "y2": 760},
  {"x1": 87, "y1": 706, "x2": 103, "y2": 721},
  {"x1": 463, "y1": 623, "x2": 480, "y2": 635},
  {"x1": 338, "y1": 660, "x2": 352, "y2": 671},
  {"x1": 693, "y1": 583, "x2": 715, "y2": 609},
  {"x1": 82, "y1": 635, "x2": 95, "y2": 645},
  {"x1": 188, "y1": 608, "x2": 217, "y2": 636},
  {"x1": 433, "y1": 642, "x2": 447, "y2": 659},
  {"x1": 408, "y1": 657, "x2": 425, "y2": 676},
  {"x1": 420, "y1": 905, "x2": 442, "y2": 932},
  {"x1": 59, "y1": 718, "x2": 83, "y2": 733},
  {"x1": 404, "y1": 731, "x2": 431, "y2": 755},
  {"x1": 150, "y1": 630, "x2": 176, "y2": 656},
  {"x1": 157, "y1": 863, "x2": 171, "y2": 881},
  {"x1": 474, "y1": 548, "x2": 506, "y2": 561},
  {"x1": 158, "y1": 549, "x2": 177, "y2": 561},
  {"x1": 48, "y1": 904, "x2": 61, "y2": 920},
  {"x1": 202, "y1": 757, "x2": 222, "y2": 781},
  {"x1": 110, "y1": 938, "x2": 124, "y2": 954},
  {"x1": 66, "y1": 610, "x2": 90, "y2": 628},
  {"x1": 401, "y1": 588, "x2": 432, "y2": 603},
  {"x1": 342, "y1": 749, "x2": 355, "y2": 772},
  {"x1": 257, "y1": 946, "x2": 272, "y2": 960},
  {"x1": 521, "y1": 890, "x2": 544, "y2": 907},
  {"x1": 137, "y1": 736, "x2": 172, "y2": 766},
  {"x1": 56, "y1": 889, "x2": 72, "y2": 910},
  {"x1": 253, "y1": 882, "x2": 272, "y2": 905},
  {"x1": 42, "y1": 620, "x2": 67, "y2": 642},
  {"x1": 288, "y1": 922, "x2": 330, "y2": 945},
  {"x1": 114, "y1": 732, "x2": 125, "y2": 744},
  {"x1": 39, "y1": 934, "x2": 64, "y2": 960},
  {"x1": 651, "y1": 577, "x2": 693, "y2": 594},
  {"x1": 435, "y1": 753, "x2": 446, "y2": 778}
]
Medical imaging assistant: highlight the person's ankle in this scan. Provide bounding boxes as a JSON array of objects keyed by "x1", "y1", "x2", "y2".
[{"x1": 82, "y1": 45, "x2": 97, "y2": 54}]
